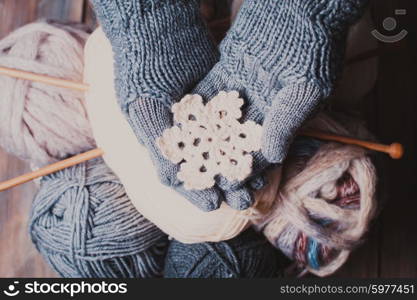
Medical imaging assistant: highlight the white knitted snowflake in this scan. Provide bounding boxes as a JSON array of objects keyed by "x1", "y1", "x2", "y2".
[{"x1": 156, "y1": 91, "x2": 263, "y2": 190}]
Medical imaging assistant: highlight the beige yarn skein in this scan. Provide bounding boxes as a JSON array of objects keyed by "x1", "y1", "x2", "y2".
[{"x1": 0, "y1": 21, "x2": 95, "y2": 168}]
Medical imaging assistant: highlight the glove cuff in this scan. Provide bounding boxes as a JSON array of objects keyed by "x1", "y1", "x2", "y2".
[{"x1": 218, "y1": 0, "x2": 369, "y2": 97}]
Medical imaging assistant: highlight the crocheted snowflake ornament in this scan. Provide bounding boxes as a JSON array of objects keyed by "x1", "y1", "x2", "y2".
[{"x1": 157, "y1": 91, "x2": 263, "y2": 190}]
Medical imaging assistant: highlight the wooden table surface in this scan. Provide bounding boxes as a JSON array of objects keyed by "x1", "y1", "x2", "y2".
[{"x1": 0, "y1": 0, "x2": 416, "y2": 278}]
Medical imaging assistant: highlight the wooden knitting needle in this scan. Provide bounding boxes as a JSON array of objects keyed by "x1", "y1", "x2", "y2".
[
  {"x1": 0, "y1": 66, "x2": 88, "y2": 91},
  {"x1": 0, "y1": 134, "x2": 403, "y2": 193},
  {"x1": 0, "y1": 148, "x2": 104, "y2": 192},
  {"x1": 0, "y1": 133, "x2": 403, "y2": 192},
  {"x1": 300, "y1": 129, "x2": 404, "y2": 159}
]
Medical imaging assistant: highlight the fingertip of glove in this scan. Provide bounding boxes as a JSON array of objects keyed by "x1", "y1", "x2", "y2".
[
  {"x1": 261, "y1": 145, "x2": 286, "y2": 164},
  {"x1": 224, "y1": 187, "x2": 254, "y2": 211},
  {"x1": 179, "y1": 186, "x2": 222, "y2": 212}
]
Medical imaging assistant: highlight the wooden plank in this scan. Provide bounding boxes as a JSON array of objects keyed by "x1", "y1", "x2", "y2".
[
  {"x1": 0, "y1": 0, "x2": 85, "y2": 39},
  {"x1": 82, "y1": 0, "x2": 97, "y2": 30},
  {"x1": 0, "y1": 0, "x2": 85, "y2": 278},
  {"x1": 368, "y1": 0, "x2": 417, "y2": 278},
  {"x1": 334, "y1": 226, "x2": 380, "y2": 278},
  {"x1": 326, "y1": 0, "x2": 417, "y2": 279},
  {"x1": 0, "y1": 149, "x2": 56, "y2": 277},
  {"x1": 37, "y1": 0, "x2": 84, "y2": 22},
  {"x1": 0, "y1": 0, "x2": 39, "y2": 38}
]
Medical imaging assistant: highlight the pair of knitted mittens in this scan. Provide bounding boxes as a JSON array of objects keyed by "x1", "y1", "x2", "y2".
[{"x1": 91, "y1": 0, "x2": 369, "y2": 211}]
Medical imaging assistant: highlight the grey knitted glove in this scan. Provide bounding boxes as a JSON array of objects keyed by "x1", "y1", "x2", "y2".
[
  {"x1": 91, "y1": 0, "x2": 223, "y2": 211},
  {"x1": 193, "y1": 0, "x2": 369, "y2": 209}
]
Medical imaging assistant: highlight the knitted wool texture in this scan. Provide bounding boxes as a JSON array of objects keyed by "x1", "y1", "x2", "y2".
[
  {"x1": 191, "y1": 0, "x2": 370, "y2": 209},
  {"x1": 0, "y1": 21, "x2": 168, "y2": 278},
  {"x1": 84, "y1": 27, "x2": 281, "y2": 244},
  {"x1": 84, "y1": 28, "x2": 377, "y2": 259},
  {"x1": 0, "y1": 21, "x2": 95, "y2": 168},
  {"x1": 91, "y1": 0, "x2": 224, "y2": 212},
  {"x1": 164, "y1": 228, "x2": 284, "y2": 278},
  {"x1": 30, "y1": 158, "x2": 167, "y2": 278}
]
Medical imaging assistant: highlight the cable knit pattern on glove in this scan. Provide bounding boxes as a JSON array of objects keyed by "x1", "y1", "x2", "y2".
[
  {"x1": 91, "y1": 0, "x2": 222, "y2": 211},
  {"x1": 92, "y1": 0, "x2": 218, "y2": 108},
  {"x1": 194, "y1": 0, "x2": 369, "y2": 164}
]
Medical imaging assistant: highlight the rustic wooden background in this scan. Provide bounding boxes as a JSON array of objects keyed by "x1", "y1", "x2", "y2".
[{"x1": 0, "y1": 0, "x2": 415, "y2": 278}]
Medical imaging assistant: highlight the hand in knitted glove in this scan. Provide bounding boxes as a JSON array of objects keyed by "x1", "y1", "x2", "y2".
[
  {"x1": 90, "y1": 0, "x2": 223, "y2": 211},
  {"x1": 193, "y1": 0, "x2": 369, "y2": 209}
]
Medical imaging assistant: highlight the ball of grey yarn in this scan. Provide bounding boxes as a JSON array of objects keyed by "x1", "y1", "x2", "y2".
[
  {"x1": 164, "y1": 228, "x2": 286, "y2": 278},
  {"x1": 29, "y1": 158, "x2": 167, "y2": 278}
]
